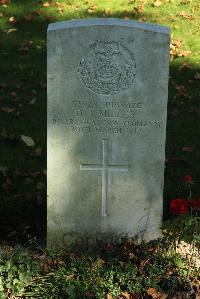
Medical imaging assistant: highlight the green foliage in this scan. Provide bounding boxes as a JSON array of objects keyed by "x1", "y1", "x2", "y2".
[
  {"x1": 22, "y1": 239, "x2": 196, "y2": 298},
  {"x1": 0, "y1": 245, "x2": 41, "y2": 298},
  {"x1": 0, "y1": 234, "x2": 198, "y2": 298},
  {"x1": 163, "y1": 213, "x2": 200, "y2": 244}
]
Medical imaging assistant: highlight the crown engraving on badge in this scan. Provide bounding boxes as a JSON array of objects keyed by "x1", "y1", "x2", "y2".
[{"x1": 78, "y1": 38, "x2": 136, "y2": 95}]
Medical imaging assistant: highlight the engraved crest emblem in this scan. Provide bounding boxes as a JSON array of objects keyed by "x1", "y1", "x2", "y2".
[{"x1": 78, "y1": 38, "x2": 136, "y2": 95}]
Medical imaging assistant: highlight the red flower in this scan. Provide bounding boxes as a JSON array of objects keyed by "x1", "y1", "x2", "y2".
[
  {"x1": 189, "y1": 198, "x2": 200, "y2": 210},
  {"x1": 170, "y1": 198, "x2": 189, "y2": 215},
  {"x1": 182, "y1": 175, "x2": 193, "y2": 183}
]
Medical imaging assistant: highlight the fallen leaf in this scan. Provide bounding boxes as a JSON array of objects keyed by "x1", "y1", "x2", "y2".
[
  {"x1": 92, "y1": 258, "x2": 105, "y2": 269},
  {"x1": 0, "y1": 166, "x2": 8, "y2": 176},
  {"x1": 104, "y1": 7, "x2": 111, "y2": 15},
  {"x1": 43, "y1": 1, "x2": 50, "y2": 7},
  {"x1": 179, "y1": 62, "x2": 192, "y2": 70},
  {"x1": 7, "y1": 28, "x2": 17, "y2": 34},
  {"x1": 179, "y1": 11, "x2": 195, "y2": 20},
  {"x1": 153, "y1": 0, "x2": 162, "y2": 7},
  {"x1": 174, "y1": 25, "x2": 180, "y2": 29},
  {"x1": 106, "y1": 294, "x2": 114, "y2": 299},
  {"x1": 182, "y1": 146, "x2": 195, "y2": 152},
  {"x1": 9, "y1": 16, "x2": 16, "y2": 23},
  {"x1": 0, "y1": 12, "x2": 3, "y2": 17},
  {"x1": 134, "y1": 1, "x2": 145, "y2": 14},
  {"x1": 88, "y1": 5, "x2": 97, "y2": 13},
  {"x1": 175, "y1": 85, "x2": 192, "y2": 99},
  {"x1": 178, "y1": 50, "x2": 191, "y2": 57},
  {"x1": 180, "y1": 0, "x2": 191, "y2": 4},
  {"x1": 188, "y1": 80, "x2": 194, "y2": 84},
  {"x1": 29, "y1": 98, "x2": 36, "y2": 105},
  {"x1": 11, "y1": 91, "x2": 17, "y2": 97},
  {"x1": 0, "y1": 0, "x2": 9, "y2": 4},
  {"x1": 146, "y1": 287, "x2": 163, "y2": 299},
  {"x1": 57, "y1": 7, "x2": 63, "y2": 14},
  {"x1": 170, "y1": 39, "x2": 182, "y2": 60},
  {"x1": 24, "y1": 14, "x2": 33, "y2": 21},
  {"x1": 169, "y1": 16, "x2": 177, "y2": 21},
  {"x1": 55, "y1": 1, "x2": 63, "y2": 6},
  {"x1": 31, "y1": 147, "x2": 42, "y2": 157},
  {"x1": 0, "y1": 127, "x2": 16, "y2": 143},
  {"x1": 20, "y1": 135, "x2": 35, "y2": 147},
  {"x1": 34, "y1": 9, "x2": 42, "y2": 15},
  {"x1": 120, "y1": 291, "x2": 134, "y2": 298},
  {"x1": 1, "y1": 106, "x2": 15, "y2": 113},
  {"x1": 194, "y1": 72, "x2": 200, "y2": 80}
]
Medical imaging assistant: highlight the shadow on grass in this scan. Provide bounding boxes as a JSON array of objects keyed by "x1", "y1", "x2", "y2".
[{"x1": 0, "y1": 2, "x2": 200, "y2": 245}]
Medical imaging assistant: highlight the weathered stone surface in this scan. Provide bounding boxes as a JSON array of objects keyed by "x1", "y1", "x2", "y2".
[{"x1": 47, "y1": 18, "x2": 170, "y2": 250}]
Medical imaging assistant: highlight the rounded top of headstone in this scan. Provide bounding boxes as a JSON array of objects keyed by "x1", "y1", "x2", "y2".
[{"x1": 48, "y1": 18, "x2": 170, "y2": 35}]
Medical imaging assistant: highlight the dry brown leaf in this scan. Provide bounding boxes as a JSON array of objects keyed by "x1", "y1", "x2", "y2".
[
  {"x1": 0, "y1": 127, "x2": 16, "y2": 142},
  {"x1": 104, "y1": 7, "x2": 111, "y2": 15},
  {"x1": 34, "y1": 9, "x2": 42, "y2": 15},
  {"x1": 178, "y1": 50, "x2": 191, "y2": 57},
  {"x1": 182, "y1": 146, "x2": 195, "y2": 152},
  {"x1": 7, "y1": 28, "x2": 17, "y2": 34},
  {"x1": 55, "y1": 1, "x2": 63, "y2": 7},
  {"x1": 194, "y1": 72, "x2": 200, "y2": 80},
  {"x1": 31, "y1": 147, "x2": 42, "y2": 157},
  {"x1": 146, "y1": 287, "x2": 163, "y2": 298},
  {"x1": 180, "y1": 0, "x2": 191, "y2": 4},
  {"x1": 106, "y1": 294, "x2": 114, "y2": 299},
  {"x1": 179, "y1": 62, "x2": 192, "y2": 70},
  {"x1": 0, "y1": 0, "x2": 9, "y2": 4},
  {"x1": 139, "y1": 17, "x2": 146, "y2": 21},
  {"x1": 0, "y1": 12, "x2": 3, "y2": 17},
  {"x1": 170, "y1": 39, "x2": 182, "y2": 59},
  {"x1": 92, "y1": 258, "x2": 105, "y2": 269},
  {"x1": 88, "y1": 5, "x2": 97, "y2": 13},
  {"x1": 153, "y1": 0, "x2": 162, "y2": 7},
  {"x1": 1, "y1": 106, "x2": 15, "y2": 113},
  {"x1": 24, "y1": 14, "x2": 33, "y2": 21},
  {"x1": 179, "y1": 11, "x2": 195, "y2": 19},
  {"x1": 120, "y1": 291, "x2": 135, "y2": 298},
  {"x1": 57, "y1": 7, "x2": 63, "y2": 14},
  {"x1": 43, "y1": 1, "x2": 50, "y2": 7},
  {"x1": 175, "y1": 85, "x2": 192, "y2": 99}
]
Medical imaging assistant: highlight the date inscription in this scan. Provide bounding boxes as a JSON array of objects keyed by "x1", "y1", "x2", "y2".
[{"x1": 52, "y1": 100, "x2": 162, "y2": 136}]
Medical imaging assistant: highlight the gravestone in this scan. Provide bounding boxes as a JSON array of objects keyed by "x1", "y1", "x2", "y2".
[{"x1": 47, "y1": 18, "x2": 170, "y2": 250}]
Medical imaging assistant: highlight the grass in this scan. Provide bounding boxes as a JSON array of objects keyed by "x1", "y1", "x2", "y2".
[
  {"x1": 0, "y1": 1, "x2": 200, "y2": 297},
  {"x1": 0, "y1": 221, "x2": 199, "y2": 298},
  {"x1": 0, "y1": 0, "x2": 200, "y2": 274}
]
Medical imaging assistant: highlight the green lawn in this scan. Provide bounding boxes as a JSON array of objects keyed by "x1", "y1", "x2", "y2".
[
  {"x1": 0, "y1": 1, "x2": 200, "y2": 298},
  {"x1": 0, "y1": 0, "x2": 200, "y2": 242}
]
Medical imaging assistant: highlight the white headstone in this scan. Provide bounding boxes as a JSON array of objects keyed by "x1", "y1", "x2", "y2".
[{"x1": 47, "y1": 18, "x2": 170, "y2": 250}]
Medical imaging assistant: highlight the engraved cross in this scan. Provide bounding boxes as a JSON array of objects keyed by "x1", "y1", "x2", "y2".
[{"x1": 80, "y1": 139, "x2": 129, "y2": 217}]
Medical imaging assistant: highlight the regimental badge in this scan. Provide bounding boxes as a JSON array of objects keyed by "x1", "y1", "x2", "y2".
[{"x1": 78, "y1": 38, "x2": 136, "y2": 95}]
